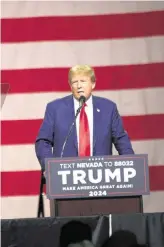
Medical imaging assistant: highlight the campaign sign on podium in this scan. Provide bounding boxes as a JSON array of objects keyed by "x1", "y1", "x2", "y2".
[{"x1": 45, "y1": 154, "x2": 150, "y2": 200}]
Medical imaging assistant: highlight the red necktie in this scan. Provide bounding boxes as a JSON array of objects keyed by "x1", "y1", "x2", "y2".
[{"x1": 79, "y1": 103, "x2": 90, "y2": 156}]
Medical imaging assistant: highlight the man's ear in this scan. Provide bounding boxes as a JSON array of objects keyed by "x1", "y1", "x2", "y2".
[{"x1": 92, "y1": 82, "x2": 96, "y2": 90}]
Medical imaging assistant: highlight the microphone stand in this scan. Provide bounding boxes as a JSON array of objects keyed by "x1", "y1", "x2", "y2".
[
  {"x1": 60, "y1": 105, "x2": 83, "y2": 158},
  {"x1": 54, "y1": 102, "x2": 84, "y2": 216},
  {"x1": 37, "y1": 169, "x2": 45, "y2": 218}
]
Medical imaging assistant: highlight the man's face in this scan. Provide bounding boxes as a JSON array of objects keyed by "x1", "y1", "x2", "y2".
[{"x1": 70, "y1": 74, "x2": 95, "y2": 100}]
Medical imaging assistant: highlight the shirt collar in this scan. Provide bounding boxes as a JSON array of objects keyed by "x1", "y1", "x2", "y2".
[{"x1": 73, "y1": 95, "x2": 93, "y2": 109}]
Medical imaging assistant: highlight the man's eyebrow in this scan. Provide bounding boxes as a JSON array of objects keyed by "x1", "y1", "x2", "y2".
[{"x1": 72, "y1": 79, "x2": 86, "y2": 83}]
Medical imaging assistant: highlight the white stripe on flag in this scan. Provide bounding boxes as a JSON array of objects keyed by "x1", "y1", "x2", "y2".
[
  {"x1": 1, "y1": 140, "x2": 164, "y2": 172},
  {"x1": 2, "y1": 36, "x2": 164, "y2": 70},
  {"x1": 2, "y1": 1, "x2": 164, "y2": 18},
  {"x1": 1, "y1": 88, "x2": 164, "y2": 120},
  {"x1": 143, "y1": 191, "x2": 164, "y2": 213},
  {"x1": 1, "y1": 195, "x2": 50, "y2": 219}
]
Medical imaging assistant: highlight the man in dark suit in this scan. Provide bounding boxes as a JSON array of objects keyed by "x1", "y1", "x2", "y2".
[{"x1": 35, "y1": 65, "x2": 134, "y2": 171}]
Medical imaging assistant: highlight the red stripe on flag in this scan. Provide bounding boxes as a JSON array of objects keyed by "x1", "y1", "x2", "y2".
[
  {"x1": 1, "y1": 114, "x2": 164, "y2": 145},
  {"x1": 2, "y1": 63, "x2": 164, "y2": 94},
  {"x1": 2, "y1": 11, "x2": 164, "y2": 43},
  {"x1": 149, "y1": 166, "x2": 164, "y2": 191},
  {"x1": 122, "y1": 114, "x2": 164, "y2": 141},
  {"x1": 1, "y1": 83, "x2": 10, "y2": 94},
  {"x1": 1, "y1": 171, "x2": 42, "y2": 196},
  {"x1": 1, "y1": 166, "x2": 164, "y2": 196}
]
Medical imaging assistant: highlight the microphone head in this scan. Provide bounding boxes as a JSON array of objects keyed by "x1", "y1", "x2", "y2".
[
  {"x1": 79, "y1": 96, "x2": 86, "y2": 107},
  {"x1": 79, "y1": 95, "x2": 86, "y2": 103}
]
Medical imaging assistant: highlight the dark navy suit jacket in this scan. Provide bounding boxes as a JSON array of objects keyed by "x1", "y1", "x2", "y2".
[{"x1": 35, "y1": 94, "x2": 134, "y2": 170}]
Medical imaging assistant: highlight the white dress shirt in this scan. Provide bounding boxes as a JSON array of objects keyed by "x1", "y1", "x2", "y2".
[{"x1": 73, "y1": 95, "x2": 93, "y2": 156}]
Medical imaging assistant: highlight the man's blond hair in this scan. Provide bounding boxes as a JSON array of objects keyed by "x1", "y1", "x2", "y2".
[{"x1": 68, "y1": 65, "x2": 96, "y2": 83}]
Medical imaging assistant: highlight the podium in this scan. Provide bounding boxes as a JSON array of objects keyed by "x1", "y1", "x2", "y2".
[
  {"x1": 49, "y1": 196, "x2": 143, "y2": 217},
  {"x1": 45, "y1": 154, "x2": 149, "y2": 217}
]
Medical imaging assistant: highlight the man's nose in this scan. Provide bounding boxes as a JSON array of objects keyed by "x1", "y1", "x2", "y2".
[{"x1": 77, "y1": 82, "x2": 82, "y2": 88}]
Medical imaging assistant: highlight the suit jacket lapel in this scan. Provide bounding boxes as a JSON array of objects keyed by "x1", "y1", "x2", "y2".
[{"x1": 93, "y1": 96, "x2": 101, "y2": 152}]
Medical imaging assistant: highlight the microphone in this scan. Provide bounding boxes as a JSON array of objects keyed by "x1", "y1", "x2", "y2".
[
  {"x1": 60, "y1": 96, "x2": 86, "y2": 158},
  {"x1": 79, "y1": 95, "x2": 86, "y2": 108}
]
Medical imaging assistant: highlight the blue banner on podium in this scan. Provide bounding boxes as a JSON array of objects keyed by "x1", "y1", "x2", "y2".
[{"x1": 45, "y1": 154, "x2": 150, "y2": 200}]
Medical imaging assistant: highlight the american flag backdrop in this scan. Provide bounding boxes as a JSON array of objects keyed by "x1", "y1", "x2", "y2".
[{"x1": 1, "y1": 1, "x2": 164, "y2": 219}]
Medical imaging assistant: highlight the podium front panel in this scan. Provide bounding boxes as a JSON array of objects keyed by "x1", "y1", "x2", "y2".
[{"x1": 50, "y1": 196, "x2": 143, "y2": 217}]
